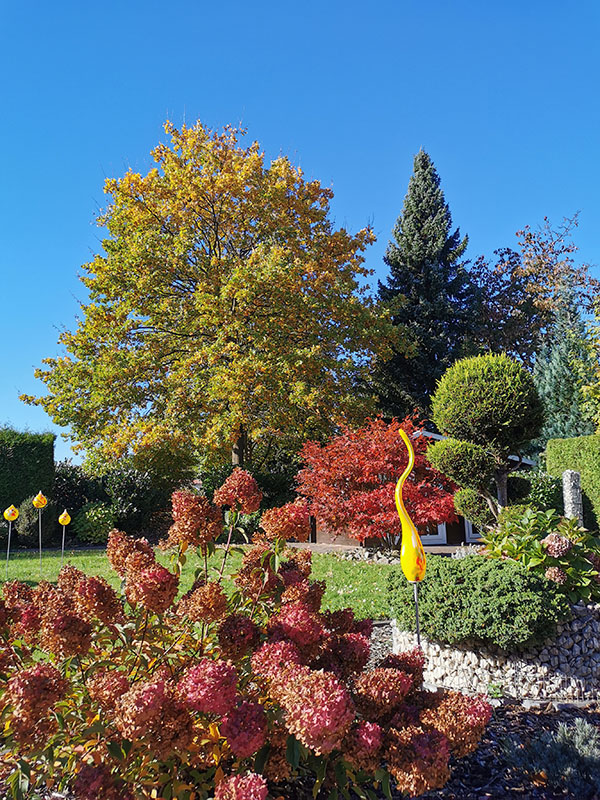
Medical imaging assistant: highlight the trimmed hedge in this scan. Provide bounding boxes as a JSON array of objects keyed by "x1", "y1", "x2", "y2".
[
  {"x1": 546, "y1": 435, "x2": 600, "y2": 528},
  {"x1": 389, "y1": 554, "x2": 570, "y2": 651},
  {"x1": 0, "y1": 428, "x2": 55, "y2": 512}
]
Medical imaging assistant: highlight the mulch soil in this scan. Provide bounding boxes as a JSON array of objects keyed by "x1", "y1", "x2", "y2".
[{"x1": 419, "y1": 701, "x2": 600, "y2": 800}]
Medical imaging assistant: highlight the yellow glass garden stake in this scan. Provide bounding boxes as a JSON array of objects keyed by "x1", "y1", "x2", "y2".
[
  {"x1": 395, "y1": 429, "x2": 426, "y2": 645},
  {"x1": 3, "y1": 505, "x2": 19, "y2": 580},
  {"x1": 58, "y1": 509, "x2": 71, "y2": 567},
  {"x1": 33, "y1": 492, "x2": 48, "y2": 578}
]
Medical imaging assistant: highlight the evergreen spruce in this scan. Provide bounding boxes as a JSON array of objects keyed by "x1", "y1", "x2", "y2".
[
  {"x1": 533, "y1": 292, "x2": 596, "y2": 445},
  {"x1": 376, "y1": 150, "x2": 479, "y2": 417}
]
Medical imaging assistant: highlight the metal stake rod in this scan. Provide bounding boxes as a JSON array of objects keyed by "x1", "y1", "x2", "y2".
[
  {"x1": 412, "y1": 581, "x2": 421, "y2": 646},
  {"x1": 5, "y1": 521, "x2": 12, "y2": 580},
  {"x1": 38, "y1": 509, "x2": 43, "y2": 579},
  {"x1": 61, "y1": 525, "x2": 66, "y2": 568}
]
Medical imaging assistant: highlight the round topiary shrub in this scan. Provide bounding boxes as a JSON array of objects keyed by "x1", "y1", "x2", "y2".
[
  {"x1": 431, "y1": 353, "x2": 544, "y2": 456},
  {"x1": 427, "y1": 439, "x2": 496, "y2": 491},
  {"x1": 453, "y1": 488, "x2": 495, "y2": 529},
  {"x1": 72, "y1": 501, "x2": 116, "y2": 544}
]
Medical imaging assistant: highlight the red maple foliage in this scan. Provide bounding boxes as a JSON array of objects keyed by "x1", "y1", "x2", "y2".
[{"x1": 296, "y1": 417, "x2": 456, "y2": 544}]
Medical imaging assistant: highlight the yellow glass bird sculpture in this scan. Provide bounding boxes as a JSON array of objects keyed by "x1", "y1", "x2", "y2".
[{"x1": 395, "y1": 429, "x2": 426, "y2": 583}]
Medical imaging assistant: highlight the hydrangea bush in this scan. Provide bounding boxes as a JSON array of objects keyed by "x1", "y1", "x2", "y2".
[
  {"x1": 482, "y1": 507, "x2": 600, "y2": 603},
  {"x1": 0, "y1": 470, "x2": 491, "y2": 800}
]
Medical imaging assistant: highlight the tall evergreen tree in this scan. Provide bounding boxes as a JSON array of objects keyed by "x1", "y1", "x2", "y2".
[
  {"x1": 533, "y1": 291, "x2": 596, "y2": 444},
  {"x1": 376, "y1": 150, "x2": 479, "y2": 417}
]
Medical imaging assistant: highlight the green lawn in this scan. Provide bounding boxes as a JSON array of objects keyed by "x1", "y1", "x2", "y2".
[{"x1": 0, "y1": 547, "x2": 395, "y2": 619}]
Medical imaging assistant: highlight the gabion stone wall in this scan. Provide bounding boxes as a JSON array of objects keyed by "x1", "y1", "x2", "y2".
[{"x1": 392, "y1": 603, "x2": 600, "y2": 701}]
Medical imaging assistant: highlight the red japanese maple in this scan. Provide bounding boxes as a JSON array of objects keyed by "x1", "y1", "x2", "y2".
[{"x1": 297, "y1": 417, "x2": 456, "y2": 544}]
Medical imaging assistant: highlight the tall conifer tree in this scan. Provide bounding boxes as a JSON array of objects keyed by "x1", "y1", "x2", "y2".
[
  {"x1": 533, "y1": 291, "x2": 595, "y2": 444},
  {"x1": 376, "y1": 150, "x2": 479, "y2": 417}
]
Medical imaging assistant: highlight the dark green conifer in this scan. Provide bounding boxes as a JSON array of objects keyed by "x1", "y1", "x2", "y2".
[
  {"x1": 376, "y1": 150, "x2": 479, "y2": 417},
  {"x1": 533, "y1": 292, "x2": 595, "y2": 444}
]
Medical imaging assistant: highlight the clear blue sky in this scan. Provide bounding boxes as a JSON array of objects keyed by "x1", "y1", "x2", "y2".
[{"x1": 1, "y1": 0, "x2": 599, "y2": 461}]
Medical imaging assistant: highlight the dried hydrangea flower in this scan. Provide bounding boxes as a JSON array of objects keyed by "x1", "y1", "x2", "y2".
[
  {"x1": 420, "y1": 689, "x2": 492, "y2": 757},
  {"x1": 221, "y1": 700, "x2": 267, "y2": 758},
  {"x1": 260, "y1": 500, "x2": 311, "y2": 542},
  {"x1": 251, "y1": 640, "x2": 302, "y2": 681},
  {"x1": 41, "y1": 606, "x2": 92, "y2": 658},
  {"x1": 354, "y1": 668, "x2": 413, "y2": 721},
  {"x1": 278, "y1": 668, "x2": 355, "y2": 754},
  {"x1": 57, "y1": 564, "x2": 86, "y2": 596},
  {"x1": 385, "y1": 725, "x2": 450, "y2": 796},
  {"x1": 213, "y1": 469, "x2": 263, "y2": 514},
  {"x1": 343, "y1": 720, "x2": 383, "y2": 773},
  {"x1": 378, "y1": 648, "x2": 425, "y2": 689},
  {"x1": 177, "y1": 580, "x2": 228, "y2": 623},
  {"x1": 218, "y1": 614, "x2": 261, "y2": 660},
  {"x1": 6, "y1": 663, "x2": 67, "y2": 722},
  {"x1": 178, "y1": 658, "x2": 238, "y2": 715},
  {"x1": 107, "y1": 530, "x2": 154, "y2": 578},
  {"x1": 545, "y1": 566, "x2": 568, "y2": 585},
  {"x1": 542, "y1": 532, "x2": 574, "y2": 558},
  {"x1": 125, "y1": 565, "x2": 178, "y2": 613},
  {"x1": 73, "y1": 763, "x2": 133, "y2": 800},
  {"x1": 268, "y1": 601, "x2": 324, "y2": 648},
  {"x1": 88, "y1": 668, "x2": 130, "y2": 711},
  {"x1": 75, "y1": 575, "x2": 124, "y2": 625},
  {"x1": 215, "y1": 773, "x2": 268, "y2": 800},
  {"x1": 164, "y1": 490, "x2": 223, "y2": 549}
]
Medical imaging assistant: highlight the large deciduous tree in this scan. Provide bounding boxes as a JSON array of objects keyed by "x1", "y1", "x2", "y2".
[
  {"x1": 296, "y1": 416, "x2": 457, "y2": 546},
  {"x1": 23, "y1": 122, "x2": 405, "y2": 468},
  {"x1": 375, "y1": 149, "x2": 479, "y2": 417},
  {"x1": 471, "y1": 216, "x2": 598, "y2": 365}
]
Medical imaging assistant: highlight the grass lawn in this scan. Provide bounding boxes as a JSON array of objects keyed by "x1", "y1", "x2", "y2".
[{"x1": 0, "y1": 547, "x2": 396, "y2": 619}]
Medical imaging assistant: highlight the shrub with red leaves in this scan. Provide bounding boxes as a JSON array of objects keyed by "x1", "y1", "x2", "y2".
[{"x1": 297, "y1": 416, "x2": 456, "y2": 543}]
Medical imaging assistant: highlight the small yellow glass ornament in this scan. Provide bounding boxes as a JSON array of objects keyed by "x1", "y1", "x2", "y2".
[
  {"x1": 3, "y1": 505, "x2": 18, "y2": 522},
  {"x1": 4, "y1": 505, "x2": 19, "y2": 579},
  {"x1": 58, "y1": 509, "x2": 71, "y2": 566},
  {"x1": 33, "y1": 491, "x2": 48, "y2": 509}
]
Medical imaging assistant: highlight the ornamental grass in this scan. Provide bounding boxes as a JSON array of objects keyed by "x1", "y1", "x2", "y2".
[{"x1": 0, "y1": 469, "x2": 492, "y2": 800}]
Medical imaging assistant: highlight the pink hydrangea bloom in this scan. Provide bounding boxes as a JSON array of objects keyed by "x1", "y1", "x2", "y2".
[
  {"x1": 215, "y1": 773, "x2": 268, "y2": 800},
  {"x1": 221, "y1": 701, "x2": 267, "y2": 758},
  {"x1": 269, "y1": 602, "x2": 324, "y2": 647},
  {"x1": 251, "y1": 640, "x2": 302, "y2": 680},
  {"x1": 279, "y1": 669, "x2": 355, "y2": 754},
  {"x1": 355, "y1": 720, "x2": 383, "y2": 752},
  {"x1": 213, "y1": 469, "x2": 263, "y2": 514},
  {"x1": 178, "y1": 658, "x2": 237, "y2": 715}
]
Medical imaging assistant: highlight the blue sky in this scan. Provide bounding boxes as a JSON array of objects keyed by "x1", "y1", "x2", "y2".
[{"x1": 1, "y1": 0, "x2": 599, "y2": 461}]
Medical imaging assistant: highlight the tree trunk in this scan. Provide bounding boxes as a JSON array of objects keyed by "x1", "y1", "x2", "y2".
[
  {"x1": 231, "y1": 425, "x2": 247, "y2": 467},
  {"x1": 495, "y1": 469, "x2": 508, "y2": 508}
]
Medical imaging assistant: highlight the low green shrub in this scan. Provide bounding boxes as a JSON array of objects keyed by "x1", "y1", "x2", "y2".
[
  {"x1": 14, "y1": 495, "x2": 59, "y2": 547},
  {"x1": 503, "y1": 718, "x2": 600, "y2": 799},
  {"x1": 72, "y1": 501, "x2": 116, "y2": 544},
  {"x1": 482, "y1": 507, "x2": 600, "y2": 603},
  {"x1": 389, "y1": 555, "x2": 570, "y2": 651}
]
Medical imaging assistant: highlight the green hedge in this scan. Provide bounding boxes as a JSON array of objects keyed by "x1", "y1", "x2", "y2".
[
  {"x1": 0, "y1": 428, "x2": 55, "y2": 512},
  {"x1": 389, "y1": 555, "x2": 570, "y2": 651},
  {"x1": 546, "y1": 435, "x2": 600, "y2": 528}
]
